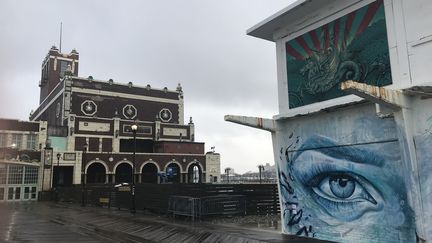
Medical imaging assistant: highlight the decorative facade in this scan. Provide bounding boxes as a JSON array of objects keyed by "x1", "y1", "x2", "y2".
[
  {"x1": 28, "y1": 46, "x2": 220, "y2": 190},
  {"x1": 227, "y1": 0, "x2": 432, "y2": 242}
]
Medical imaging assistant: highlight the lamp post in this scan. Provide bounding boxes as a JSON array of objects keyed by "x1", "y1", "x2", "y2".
[
  {"x1": 131, "y1": 123, "x2": 138, "y2": 214},
  {"x1": 258, "y1": 165, "x2": 265, "y2": 184},
  {"x1": 55, "y1": 153, "x2": 61, "y2": 202},
  {"x1": 224, "y1": 167, "x2": 231, "y2": 184},
  {"x1": 81, "y1": 142, "x2": 88, "y2": 207}
]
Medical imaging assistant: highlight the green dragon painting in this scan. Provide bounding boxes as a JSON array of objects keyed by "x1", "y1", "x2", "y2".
[{"x1": 286, "y1": 0, "x2": 392, "y2": 108}]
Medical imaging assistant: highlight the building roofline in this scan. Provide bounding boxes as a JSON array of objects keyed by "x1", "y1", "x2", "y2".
[
  {"x1": 246, "y1": 0, "x2": 309, "y2": 41},
  {"x1": 71, "y1": 76, "x2": 181, "y2": 95}
]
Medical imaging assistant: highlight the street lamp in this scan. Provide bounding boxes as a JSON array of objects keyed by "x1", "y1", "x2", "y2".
[
  {"x1": 81, "y1": 142, "x2": 88, "y2": 207},
  {"x1": 224, "y1": 167, "x2": 231, "y2": 184},
  {"x1": 131, "y1": 123, "x2": 138, "y2": 214},
  {"x1": 55, "y1": 153, "x2": 61, "y2": 202},
  {"x1": 258, "y1": 165, "x2": 265, "y2": 184}
]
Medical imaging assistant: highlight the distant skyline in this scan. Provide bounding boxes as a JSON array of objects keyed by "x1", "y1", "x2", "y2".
[{"x1": 0, "y1": 0, "x2": 296, "y2": 173}]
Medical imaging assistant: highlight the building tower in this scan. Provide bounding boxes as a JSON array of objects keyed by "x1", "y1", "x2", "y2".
[{"x1": 39, "y1": 46, "x2": 79, "y2": 103}]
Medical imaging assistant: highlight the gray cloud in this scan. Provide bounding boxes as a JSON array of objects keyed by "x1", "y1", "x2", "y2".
[{"x1": 0, "y1": 0, "x2": 294, "y2": 173}]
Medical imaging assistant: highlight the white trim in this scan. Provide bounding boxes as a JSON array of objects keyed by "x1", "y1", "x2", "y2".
[
  {"x1": 85, "y1": 160, "x2": 109, "y2": 174},
  {"x1": 122, "y1": 104, "x2": 137, "y2": 120},
  {"x1": 31, "y1": 85, "x2": 65, "y2": 121},
  {"x1": 81, "y1": 100, "x2": 97, "y2": 116},
  {"x1": 164, "y1": 160, "x2": 183, "y2": 173},
  {"x1": 186, "y1": 161, "x2": 203, "y2": 172},
  {"x1": 71, "y1": 87, "x2": 181, "y2": 104},
  {"x1": 73, "y1": 134, "x2": 113, "y2": 138},
  {"x1": 84, "y1": 151, "x2": 205, "y2": 157},
  {"x1": 0, "y1": 160, "x2": 41, "y2": 167},
  {"x1": 139, "y1": 161, "x2": 161, "y2": 173},
  {"x1": 49, "y1": 55, "x2": 78, "y2": 62},
  {"x1": 113, "y1": 160, "x2": 133, "y2": 173},
  {"x1": 0, "y1": 130, "x2": 38, "y2": 134},
  {"x1": 159, "y1": 108, "x2": 172, "y2": 122}
]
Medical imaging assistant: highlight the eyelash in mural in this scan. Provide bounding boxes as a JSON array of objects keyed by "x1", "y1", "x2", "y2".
[{"x1": 299, "y1": 162, "x2": 382, "y2": 221}]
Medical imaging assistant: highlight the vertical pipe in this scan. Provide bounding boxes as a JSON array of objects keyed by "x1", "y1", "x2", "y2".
[
  {"x1": 81, "y1": 145, "x2": 87, "y2": 207},
  {"x1": 131, "y1": 129, "x2": 136, "y2": 214}
]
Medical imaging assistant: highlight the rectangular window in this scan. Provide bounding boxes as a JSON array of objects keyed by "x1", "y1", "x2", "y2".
[
  {"x1": 8, "y1": 165, "x2": 23, "y2": 184},
  {"x1": 15, "y1": 187, "x2": 20, "y2": 200},
  {"x1": 0, "y1": 133, "x2": 6, "y2": 147},
  {"x1": 0, "y1": 188, "x2": 4, "y2": 201},
  {"x1": 0, "y1": 164, "x2": 6, "y2": 184},
  {"x1": 24, "y1": 187, "x2": 30, "y2": 199},
  {"x1": 59, "y1": 60, "x2": 69, "y2": 78},
  {"x1": 31, "y1": 187, "x2": 37, "y2": 199},
  {"x1": 8, "y1": 188, "x2": 13, "y2": 200},
  {"x1": 24, "y1": 166, "x2": 38, "y2": 184},
  {"x1": 11, "y1": 134, "x2": 22, "y2": 149},
  {"x1": 26, "y1": 134, "x2": 37, "y2": 150}
]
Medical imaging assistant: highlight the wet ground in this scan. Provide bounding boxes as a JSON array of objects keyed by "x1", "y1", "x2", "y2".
[{"x1": 0, "y1": 202, "x2": 332, "y2": 243}]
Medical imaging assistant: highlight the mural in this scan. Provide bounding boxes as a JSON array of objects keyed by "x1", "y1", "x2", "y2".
[
  {"x1": 276, "y1": 115, "x2": 415, "y2": 242},
  {"x1": 286, "y1": 0, "x2": 392, "y2": 108}
]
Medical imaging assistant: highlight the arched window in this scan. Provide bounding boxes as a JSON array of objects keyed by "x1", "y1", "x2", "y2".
[
  {"x1": 115, "y1": 163, "x2": 132, "y2": 183},
  {"x1": 141, "y1": 163, "x2": 158, "y2": 184}
]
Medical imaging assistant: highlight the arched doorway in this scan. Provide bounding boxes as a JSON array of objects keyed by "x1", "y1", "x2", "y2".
[
  {"x1": 86, "y1": 163, "x2": 106, "y2": 183},
  {"x1": 187, "y1": 163, "x2": 202, "y2": 183},
  {"x1": 165, "y1": 163, "x2": 181, "y2": 183},
  {"x1": 141, "y1": 163, "x2": 158, "y2": 183},
  {"x1": 115, "y1": 163, "x2": 132, "y2": 183}
]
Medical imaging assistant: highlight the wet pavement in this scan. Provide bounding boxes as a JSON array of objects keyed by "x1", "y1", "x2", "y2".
[
  {"x1": 0, "y1": 203, "x2": 105, "y2": 242},
  {"x1": 0, "y1": 202, "x2": 333, "y2": 243}
]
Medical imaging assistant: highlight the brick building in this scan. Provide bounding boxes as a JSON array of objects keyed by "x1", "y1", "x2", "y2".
[{"x1": 29, "y1": 46, "x2": 220, "y2": 190}]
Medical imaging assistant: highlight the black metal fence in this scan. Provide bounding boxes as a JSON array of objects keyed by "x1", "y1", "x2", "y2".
[{"x1": 56, "y1": 183, "x2": 280, "y2": 217}]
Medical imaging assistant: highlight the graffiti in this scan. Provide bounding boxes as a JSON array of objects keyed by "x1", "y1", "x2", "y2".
[
  {"x1": 278, "y1": 132, "x2": 415, "y2": 242},
  {"x1": 278, "y1": 133, "x2": 316, "y2": 238},
  {"x1": 286, "y1": 0, "x2": 392, "y2": 108}
]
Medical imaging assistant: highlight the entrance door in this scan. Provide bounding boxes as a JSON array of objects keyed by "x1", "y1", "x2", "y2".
[{"x1": 6, "y1": 187, "x2": 21, "y2": 201}]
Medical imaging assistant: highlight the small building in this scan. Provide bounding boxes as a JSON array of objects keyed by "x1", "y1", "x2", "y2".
[
  {"x1": 26, "y1": 46, "x2": 220, "y2": 190},
  {"x1": 0, "y1": 119, "x2": 47, "y2": 201},
  {"x1": 227, "y1": 0, "x2": 432, "y2": 242}
]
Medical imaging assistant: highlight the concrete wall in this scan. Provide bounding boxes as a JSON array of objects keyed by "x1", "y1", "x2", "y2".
[
  {"x1": 228, "y1": 0, "x2": 432, "y2": 242},
  {"x1": 274, "y1": 102, "x2": 420, "y2": 242},
  {"x1": 269, "y1": 0, "x2": 432, "y2": 242}
]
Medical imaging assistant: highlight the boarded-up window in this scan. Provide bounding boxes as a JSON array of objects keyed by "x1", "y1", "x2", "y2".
[
  {"x1": 102, "y1": 138, "x2": 112, "y2": 152},
  {"x1": 88, "y1": 137, "x2": 99, "y2": 152}
]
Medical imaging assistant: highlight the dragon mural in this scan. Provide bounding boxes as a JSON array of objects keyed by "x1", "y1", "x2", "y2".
[{"x1": 286, "y1": 0, "x2": 392, "y2": 108}]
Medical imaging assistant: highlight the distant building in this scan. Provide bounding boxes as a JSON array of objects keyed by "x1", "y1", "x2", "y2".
[
  {"x1": 1, "y1": 45, "x2": 220, "y2": 200},
  {"x1": 221, "y1": 163, "x2": 277, "y2": 184}
]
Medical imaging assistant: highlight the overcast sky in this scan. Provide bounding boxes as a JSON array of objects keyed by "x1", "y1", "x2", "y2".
[{"x1": 0, "y1": 0, "x2": 295, "y2": 173}]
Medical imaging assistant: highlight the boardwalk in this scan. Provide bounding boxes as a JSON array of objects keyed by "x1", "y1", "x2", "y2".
[{"x1": 0, "y1": 202, "x2": 332, "y2": 243}]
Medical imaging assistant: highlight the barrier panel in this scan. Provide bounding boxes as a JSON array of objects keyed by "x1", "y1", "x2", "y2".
[{"x1": 56, "y1": 183, "x2": 280, "y2": 216}]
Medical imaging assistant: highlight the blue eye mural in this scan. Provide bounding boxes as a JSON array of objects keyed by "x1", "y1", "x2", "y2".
[{"x1": 278, "y1": 133, "x2": 415, "y2": 242}]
